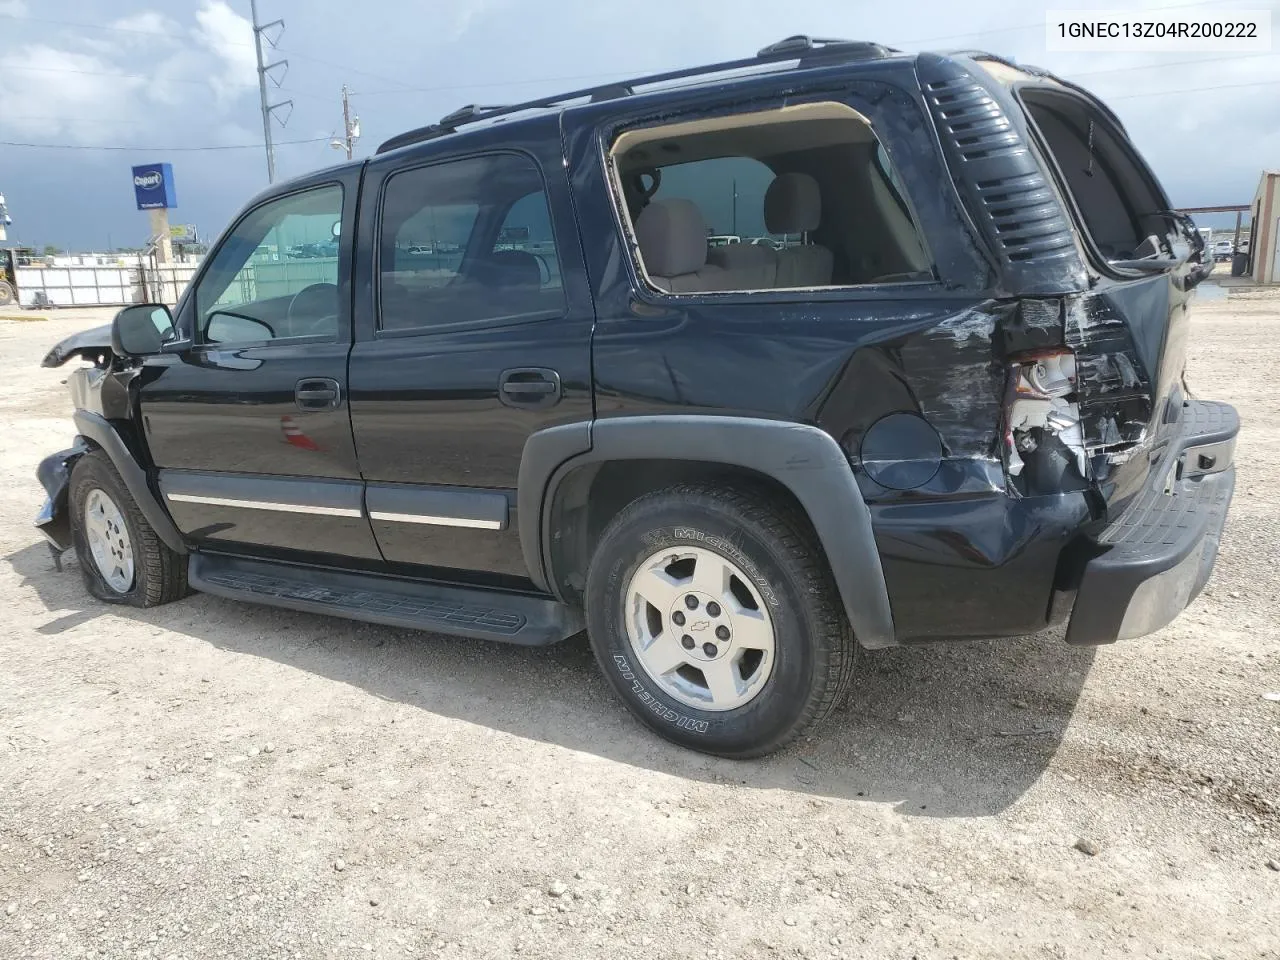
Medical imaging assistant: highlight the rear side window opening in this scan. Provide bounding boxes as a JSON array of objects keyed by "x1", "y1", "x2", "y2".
[
  {"x1": 607, "y1": 101, "x2": 935, "y2": 294},
  {"x1": 1018, "y1": 87, "x2": 1175, "y2": 267}
]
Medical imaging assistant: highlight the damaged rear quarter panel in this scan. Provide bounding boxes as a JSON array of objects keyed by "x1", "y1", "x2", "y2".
[{"x1": 1066, "y1": 293, "x2": 1152, "y2": 455}]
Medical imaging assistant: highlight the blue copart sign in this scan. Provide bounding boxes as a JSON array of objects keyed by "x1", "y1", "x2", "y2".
[{"x1": 131, "y1": 163, "x2": 177, "y2": 210}]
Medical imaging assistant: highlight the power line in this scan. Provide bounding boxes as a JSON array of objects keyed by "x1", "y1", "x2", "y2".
[
  {"x1": 0, "y1": 0, "x2": 1246, "y2": 102},
  {"x1": 1068, "y1": 50, "x2": 1279, "y2": 80},
  {"x1": 0, "y1": 10, "x2": 255, "y2": 46},
  {"x1": 3, "y1": 115, "x2": 147, "y2": 125},
  {"x1": 276, "y1": 47, "x2": 417, "y2": 91},
  {"x1": 0, "y1": 136, "x2": 329, "y2": 152},
  {"x1": 882, "y1": 0, "x2": 1220, "y2": 47},
  {"x1": 0, "y1": 58, "x2": 329, "y2": 102},
  {"x1": 1108, "y1": 77, "x2": 1280, "y2": 101},
  {"x1": 352, "y1": 4, "x2": 1260, "y2": 98},
  {"x1": 0, "y1": 61, "x2": 254, "y2": 85},
  {"x1": 0, "y1": 60, "x2": 326, "y2": 99}
]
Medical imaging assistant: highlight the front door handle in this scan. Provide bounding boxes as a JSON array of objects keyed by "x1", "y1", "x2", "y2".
[
  {"x1": 295, "y1": 377, "x2": 342, "y2": 411},
  {"x1": 499, "y1": 367, "x2": 561, "y2": 409}
]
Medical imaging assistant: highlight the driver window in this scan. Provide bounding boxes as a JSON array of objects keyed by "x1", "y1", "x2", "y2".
[{"x1": 195, "y1": 185, "x2": 344, "y2": 345}]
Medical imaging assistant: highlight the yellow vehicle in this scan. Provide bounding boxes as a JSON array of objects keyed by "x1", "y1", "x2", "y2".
[{"x1": 0, "y1": 248, "x2": 18, "y2": 306}]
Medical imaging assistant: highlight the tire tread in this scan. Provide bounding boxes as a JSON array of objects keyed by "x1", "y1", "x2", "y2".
[
  {"x1": 591, "y1": 480, "x2": 857, "y2": 757},
  {"x1": 71, "y1": 449, "x2": 187, "y2": 607}
]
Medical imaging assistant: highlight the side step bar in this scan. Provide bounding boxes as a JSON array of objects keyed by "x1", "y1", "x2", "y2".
[{"x1": 188, "y1": 553, "x2": 584, "y2": 646}]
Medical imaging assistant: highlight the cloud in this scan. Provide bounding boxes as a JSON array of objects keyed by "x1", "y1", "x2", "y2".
[
  {"x1": 193, "y1": 0, "x2": 259, "y2": 102},
  {"x1": 0, "y1": 4, "x2": 262, "y2": 146},
  {"x1": 0, "y1": 44, "x2": 147, "y2": 143},
  {"x1": 6, "y1": 0, "x2": 1280, "y2": 247},
  {"x1": 112, "y1": 10, "x2": 181, "y2": 39}
]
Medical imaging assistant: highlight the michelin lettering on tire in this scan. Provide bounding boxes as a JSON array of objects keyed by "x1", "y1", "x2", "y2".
[
  {"x1": 612, "y1": 655, "x2": 710, "y2": 734},
  {"x1": 673, "y1": 526, "x2": 780, "y2": 608}
]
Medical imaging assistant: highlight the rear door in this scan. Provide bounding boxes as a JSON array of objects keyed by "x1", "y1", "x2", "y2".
[
  {"x1": 139, "y1": 171, "x2": 380, "y2": 562},
  {"x1": 348, "y1": 117, "x2": 594, "y2": 587}
]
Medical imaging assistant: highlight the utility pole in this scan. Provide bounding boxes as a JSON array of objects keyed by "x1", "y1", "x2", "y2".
[
  {"x1": 340, "y1": 85, "x2": 359, "y2": 159},
  {"x1": 250, "y1": 0, "x2": 291, "y2": 183}
]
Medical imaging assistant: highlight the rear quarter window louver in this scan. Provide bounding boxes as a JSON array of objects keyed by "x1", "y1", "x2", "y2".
[{"x1": 922, "y1": 69, "x2": 1077, "y2": 268}]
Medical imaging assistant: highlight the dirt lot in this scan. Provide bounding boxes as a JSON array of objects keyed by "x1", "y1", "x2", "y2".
[{"x1": 2, "y1": 292, "x2": 1278, "y2": 960}]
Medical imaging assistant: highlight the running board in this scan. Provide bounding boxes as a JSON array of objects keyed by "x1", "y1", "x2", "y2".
[{"x1": 188, "y1": 553, "x2": 583, "y2": 646}]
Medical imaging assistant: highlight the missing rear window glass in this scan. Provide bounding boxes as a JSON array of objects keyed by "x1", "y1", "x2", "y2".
[
  {"x1": 609, "y1": 102, "x2": 935, "y2": 294},
  {"x1": 1019, "y1": 89, "x2": 1174, "y2": 267}
]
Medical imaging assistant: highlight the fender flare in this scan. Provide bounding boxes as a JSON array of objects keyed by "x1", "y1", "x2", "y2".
[
  {"x1": 72, "y1": 410, "x2": 187, "y2": 555},
  {"x1": 518, "y1": 416, "x2": 896, "y2": 649}
]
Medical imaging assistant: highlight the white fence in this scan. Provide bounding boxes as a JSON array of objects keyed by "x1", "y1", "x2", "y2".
[{"x1": 16, "y1": 262, "x2": 198, "y2": 308}]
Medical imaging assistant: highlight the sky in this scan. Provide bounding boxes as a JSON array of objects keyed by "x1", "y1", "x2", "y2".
[{"x1": 1, "y1": 0, "x2": 1277, "y2": 250}]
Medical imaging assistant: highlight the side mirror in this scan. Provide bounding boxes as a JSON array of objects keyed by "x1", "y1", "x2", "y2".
[
  {"x1": 331, "y1": 219, "x2": 342, "y2": 239},
  {"x1": 111, "y1": 303, "x2": 178, "y2": 357}
]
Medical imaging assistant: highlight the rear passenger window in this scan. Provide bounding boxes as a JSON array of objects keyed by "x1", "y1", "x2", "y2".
[
  {"x1": 610, "y1": 102, "x2": 934, "y2": 293},
  {"x1": 378, "y1": 154, "x2": 565, "y2": 332}
]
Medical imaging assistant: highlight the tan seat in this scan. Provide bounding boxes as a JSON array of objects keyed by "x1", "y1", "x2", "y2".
[
  {"x1": 635, "y1": 199, "x2": 730, "y2": 293},
  {"x1": 765, "y1": 173, "x2": 834, "y2": 287},
  {"x1": 706, "y1": 241, "x2": 777, "y2": 289}
]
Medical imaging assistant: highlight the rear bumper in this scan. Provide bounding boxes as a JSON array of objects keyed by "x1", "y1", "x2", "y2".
[{"x1": 1065, "y1": 399, "x2": 1238, "y2": 645}]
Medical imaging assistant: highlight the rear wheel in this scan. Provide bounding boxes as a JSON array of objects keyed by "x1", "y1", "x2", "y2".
[
  {"x1": 0, "y1": 280, "x2": 14, "y2": 307},
  {"x1": 70, "y1": 450, "x2": 187, "y2": 607},
  {"x1": 585, "y1": 482, "x2": 856, "y2": 757}
]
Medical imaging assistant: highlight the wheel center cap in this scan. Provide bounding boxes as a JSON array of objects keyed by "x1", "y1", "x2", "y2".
[{"x1": 670, "y1": 592, "x2": 732, "y2": 661}]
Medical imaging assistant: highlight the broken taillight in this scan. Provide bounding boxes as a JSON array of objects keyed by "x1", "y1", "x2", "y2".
[{"x1": 1005, "y1": 348, "x2": 1088, "y2": 481}]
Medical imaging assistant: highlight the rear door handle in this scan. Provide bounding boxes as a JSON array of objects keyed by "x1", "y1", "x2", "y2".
[
  {"x1": 499, "y1": 367, "x2": 561, "y2": 408},
  {"x1": 295, "y1": 377, "x2": 342, "y2": 411}
]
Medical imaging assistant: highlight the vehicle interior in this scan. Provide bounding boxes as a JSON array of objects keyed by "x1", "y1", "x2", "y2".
[
  {"x1": 609, "y1": 101, "x2": 934, "y2": 293},
  {"x1": 1019, "y1": 88, "x2": 1173, "y2": 264}
]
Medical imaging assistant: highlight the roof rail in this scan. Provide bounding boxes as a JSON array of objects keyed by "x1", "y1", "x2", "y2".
[{"x1": 375, "y1": 35, "x2": 896, "y2": 154}]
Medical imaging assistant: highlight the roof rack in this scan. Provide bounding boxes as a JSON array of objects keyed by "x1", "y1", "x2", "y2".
[{"x1": 375, "y1": 35, "x2": 897, "y2": 154}]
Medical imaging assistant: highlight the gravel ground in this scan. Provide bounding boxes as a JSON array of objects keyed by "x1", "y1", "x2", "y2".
[{"x1": 1, "y1": 292, "x2": 1278, "y2": 960}]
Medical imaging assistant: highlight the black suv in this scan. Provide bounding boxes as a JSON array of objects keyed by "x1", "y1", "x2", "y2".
[{"x1": 36, "y1": 38, "x2": 1237, "y2": 757}]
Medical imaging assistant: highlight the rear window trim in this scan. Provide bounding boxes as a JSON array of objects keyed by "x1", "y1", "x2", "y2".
[{"x1": 372, "y1": 147, "x2": 569, "y2": 337}]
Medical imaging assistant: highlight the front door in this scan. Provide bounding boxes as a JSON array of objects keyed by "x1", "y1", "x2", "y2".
[
  {"x1": 139, "y1": 174, "x2": 380, "y2": 562},
  {"x1": 348, "y1": 123, "x2": 594, "y2": 587}
]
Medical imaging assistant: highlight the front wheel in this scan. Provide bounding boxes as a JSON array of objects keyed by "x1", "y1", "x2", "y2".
[
  {"x1": 70, "y1": 450, "x2": 187, "y2": 607},
  {"x1": 585, "y1": 482, "x2": 856, "y2": 758}
]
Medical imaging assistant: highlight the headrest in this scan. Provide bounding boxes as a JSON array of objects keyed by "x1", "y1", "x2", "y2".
[
  {"x1": 477, "y1": 249, "x2": 541, "y2": 288},
  {"x1": 765, "y1": 173, "x2": 821, "y2": 234},
  {"x1": 635, "y1": 198, "x2": 708, "y2": 277}
]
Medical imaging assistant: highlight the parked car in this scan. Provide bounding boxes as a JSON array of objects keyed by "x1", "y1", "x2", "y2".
[
  {"x1": 35, "y1": 36, "x2": 1234, "y2": 757},
  {"x1": 1213, "y1": 238, "x2": 1235, "y2": 262}
]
